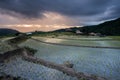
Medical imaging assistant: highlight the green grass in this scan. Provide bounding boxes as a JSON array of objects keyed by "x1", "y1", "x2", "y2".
[
  {"x1": 0, "y1": 36, "x2": 30, "y2": 54},
  {"x1": 8, "y1": 35, "x2": 30, "y2": 44},
  {"x1": 0, "y1": 40, "x2": 16, "y2": 54},
  {"x1": 109, "y1": 36, "x2": 120, "y2": 41},
  {"x1": 24, "y1": 46, "x2": 37, "y2": 55},
  {"x1": 31, "y1": 32, "x2": 75, "y2": 37}
]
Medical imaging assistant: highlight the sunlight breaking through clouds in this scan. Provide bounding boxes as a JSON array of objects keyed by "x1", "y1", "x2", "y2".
[
  {"x1": 0, "y1": 0, "x2": 120, "y2": 32},
  {"x1": 0, "y1": 11, "x2": 81, "y2": 32}
]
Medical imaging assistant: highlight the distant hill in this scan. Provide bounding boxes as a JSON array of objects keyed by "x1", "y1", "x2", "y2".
[
  {"x1": 0, "y1": 28, "x2": 19, "y2": 36},
  {"x1": 81, "y1": 18, "x2": 120, "y2": 35},
  {"x1": 51, "y1": 27, "x2": 79, "y2": 33},
  {"x1": 52, "y1": 18, "x2": 120, "y2": 35}
]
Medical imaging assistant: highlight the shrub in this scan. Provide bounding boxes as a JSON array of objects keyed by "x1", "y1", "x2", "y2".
[
  {"x1": 24, "y1": 46, "x2": 37, "y2": 56},
  {"x1": 8, "y1": 35, "x2": 30, "y2": 44}
]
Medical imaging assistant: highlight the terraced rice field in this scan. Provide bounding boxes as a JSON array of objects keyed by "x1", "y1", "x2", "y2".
[
  {"x1": 33, "y1": 37, "x2": 120, "y2": 47},
  {"x1": 0, "y1": 36, "x2": 120, "y2": 80}
]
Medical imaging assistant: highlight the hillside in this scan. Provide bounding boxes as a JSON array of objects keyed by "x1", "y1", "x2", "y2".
[
  {"x1": 81, "y1": 18, "x2": 120, "y2": 35},
  {"x1": 0, "y1": 28, "x2": 19, "y2": 36},
  {"x1": 51, "y1": 18, "x2": 120, "y2": 36}
]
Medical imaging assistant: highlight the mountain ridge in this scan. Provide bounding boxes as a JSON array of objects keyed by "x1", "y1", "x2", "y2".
[
  {"x1": 52, "y1": 18, "x2": 120, "y2": 35},
  {"x1": 0, "y1": 28, "x2": 19, "y2": 36}
]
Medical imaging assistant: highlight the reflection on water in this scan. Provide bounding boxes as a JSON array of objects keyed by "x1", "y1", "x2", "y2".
[{"x1": 0, "y1": 39, "x2": 120, "y2": 80}]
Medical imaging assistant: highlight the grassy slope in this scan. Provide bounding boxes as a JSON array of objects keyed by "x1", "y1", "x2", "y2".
[
  {"x1": 0, "y1": 35, "x2": 30, "y2": 54},
  {"x1": 0, "y1": 38, "x2": 16, "y2": 54},
  {"x1": 109, "y1": 36, "x2": 120, "y2": 41}
]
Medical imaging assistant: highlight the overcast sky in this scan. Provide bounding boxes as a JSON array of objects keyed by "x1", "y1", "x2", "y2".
[{"x1": 0, "y1": 0, "x2": 120, "y2": 32}]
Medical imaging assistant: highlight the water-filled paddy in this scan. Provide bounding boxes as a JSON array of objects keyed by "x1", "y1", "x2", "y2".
[
  {"x1": 0, "y1": 38, "x2": 120, "y2": 80},
  {"x1": 33, "y1": 37, "x2": 120, "y2": 47}
]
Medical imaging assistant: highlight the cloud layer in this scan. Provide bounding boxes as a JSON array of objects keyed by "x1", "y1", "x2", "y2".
[{"x1": 0, "y1": 0, "x2": 120, "y2": 31}]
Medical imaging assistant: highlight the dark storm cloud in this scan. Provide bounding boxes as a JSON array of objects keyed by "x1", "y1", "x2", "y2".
[
  {"x1": 0, "y1": 0, "x2": 45, "y2": 18},
  {"x1": 0, "y1": 0, "x2": 120, "y2": 24}
]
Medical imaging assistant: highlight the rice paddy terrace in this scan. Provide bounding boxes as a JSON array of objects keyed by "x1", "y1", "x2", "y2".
[{"x1": 0, "y1": 36, "x2": 120, "y2": 80}]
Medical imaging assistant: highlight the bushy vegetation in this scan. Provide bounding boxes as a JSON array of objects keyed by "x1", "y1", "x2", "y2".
[
  {"x1": 0, "y1": 40, "x2": 16, "y2": 53},
  {"x1": 0, "y1": 43, "x2": 13, "y2": 53},
  {"x1": 8, "y1": 35, "x2": 30, "y2": 44},
  {"x1": 24, "y1": 46, "x2": 37, "y2": 55},
  {"x1": 31, "y1": 31, "x2": 75, "y2": 37}
]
